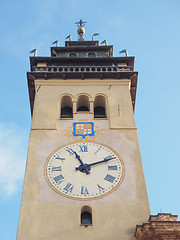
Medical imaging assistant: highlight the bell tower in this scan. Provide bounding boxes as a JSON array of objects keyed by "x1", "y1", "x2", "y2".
[{"x1": 17, "y1": 20, "x2": 150, "y2": 240}]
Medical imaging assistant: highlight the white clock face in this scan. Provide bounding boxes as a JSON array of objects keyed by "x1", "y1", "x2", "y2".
[{"x1": 45, "y1": 142, "x2": 124, "y2": 200}]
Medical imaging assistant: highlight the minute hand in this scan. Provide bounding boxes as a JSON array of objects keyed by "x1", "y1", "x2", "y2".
[{"x1": 75, "y1": 157, "x2": 116, "y2": 171}]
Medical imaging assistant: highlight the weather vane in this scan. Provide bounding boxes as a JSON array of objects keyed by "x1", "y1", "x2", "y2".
[{"x1": 75, "y1": 19, "x2": 86, "y2": 28}]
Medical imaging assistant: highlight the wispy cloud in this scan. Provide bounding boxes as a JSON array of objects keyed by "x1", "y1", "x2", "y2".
[{"x1": 0, "y1": 123, "x2": 28, "y2": 196}]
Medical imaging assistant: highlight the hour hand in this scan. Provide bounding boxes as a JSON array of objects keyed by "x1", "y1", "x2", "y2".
[
  {"x1": 74, "y1": 151, "x2": 84, "y2": 165},
  {"x1": 73, "y1": 151, "x2": 90, "y2": 175}
]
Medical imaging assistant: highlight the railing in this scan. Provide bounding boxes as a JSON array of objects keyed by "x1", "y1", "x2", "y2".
[{"x1": 32, "y1": 65, "x2": 132, "y2": 73}]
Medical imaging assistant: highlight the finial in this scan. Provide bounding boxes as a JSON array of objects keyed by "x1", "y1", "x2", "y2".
[
  {"x1": 30, "y1": 49, "x2": 37, "y2": 57},
  {"x1": 75, "y1": 19, "x2": 86, "y2": 41},
  {"x1": 75, "y1": 19, "x2": 86, "y2": 27},
  {"x1": 52, "y1": 40, "x2": 59, "y2": 47},
  {"x1": 92, "y1": 33, "x2": 99, "y2": 41},
  {"x1": 119, "y1": 49, "x2": 128, "y2": 57},
  {"x1": 101, "y1": 40, "x2": 107, "y2": 46},
  {"x1": 66, "y1": 35, "x2": 72, "y2": 41}
]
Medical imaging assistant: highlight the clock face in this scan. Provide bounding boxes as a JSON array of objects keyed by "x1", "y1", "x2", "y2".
[{"x1": 45, "y1": 142, "x2": 124, "y2": 200}]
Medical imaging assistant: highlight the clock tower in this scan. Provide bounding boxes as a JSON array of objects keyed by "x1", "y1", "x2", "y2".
[{"x1": 17, "y1": 20, "x2": 150, "y2": 240}]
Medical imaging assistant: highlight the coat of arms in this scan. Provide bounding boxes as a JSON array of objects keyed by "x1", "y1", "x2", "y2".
[{"x1": 72, "y1": 122, "x2": 95, "y2": 139}]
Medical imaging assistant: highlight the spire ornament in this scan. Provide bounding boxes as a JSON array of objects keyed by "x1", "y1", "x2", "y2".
[{"x1": 75, "y1": 19, "x2": 86, "y2": 41}]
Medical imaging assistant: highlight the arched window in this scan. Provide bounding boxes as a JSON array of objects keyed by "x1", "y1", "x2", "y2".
[
  {"x1": 81, "y1": 206, "x2": 92, "y2": 227},
  {"x1": 60, "y1": 95, "x2": 73, "y2": 118},
  {"x1": 88, "y1": 52, "x2": 96, "y2": 58},
  {"x1": 94, "y1": 95, "x2": 106, "y2": 118},
  {"x1": 69, "y1": 53, "x2": 77, "y2": 58},
  {"x1": 77, "y1": 95, "x2": 90, "y2": 112}
]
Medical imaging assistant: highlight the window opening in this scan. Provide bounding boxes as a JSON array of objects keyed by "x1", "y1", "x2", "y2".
[
  {"x1": 60, "y1": 96, "x2": 73, "y2": 118},
  {"x1": 77, "y1": 95, "x2": 90, "y2": 112},
  {"x1": 88, "y1": 52, "x2": 96, "y2": 58},
  {"x1": 81, "y1": 206, "x2": 92, "y2": 227},
  {"x1": 69, "y1": 53, "x2": 77, "y2": 58},
  {"x1": 94, "y1": 96, "x2": 106, "y2": 118}
]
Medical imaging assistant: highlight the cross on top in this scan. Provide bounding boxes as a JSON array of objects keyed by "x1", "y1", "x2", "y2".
[{"x1": 75, "y1": 19, "x2": 86, "y2": 27}]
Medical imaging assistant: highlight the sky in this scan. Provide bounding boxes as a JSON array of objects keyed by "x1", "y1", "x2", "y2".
[{"x1": 0, "y1": 0, "x2": 180, "y2": 239}]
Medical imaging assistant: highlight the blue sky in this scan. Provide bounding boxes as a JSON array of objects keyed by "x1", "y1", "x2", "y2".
[{"x1": 0, "y1": 0, "x2": 180, "y2": 239}]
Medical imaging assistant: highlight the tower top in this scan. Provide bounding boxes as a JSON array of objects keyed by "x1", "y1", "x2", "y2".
[
  {"x1": 75, "y1": 19, "x2": 86, "y2": 41},
  {"x1": 28, "y1": 21, "x2": 137, "y2": 115}
]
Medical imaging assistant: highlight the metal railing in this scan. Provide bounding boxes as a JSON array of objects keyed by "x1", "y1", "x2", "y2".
[{"x1": 32, "y1": 65, "x2": 132, "y2": 73}]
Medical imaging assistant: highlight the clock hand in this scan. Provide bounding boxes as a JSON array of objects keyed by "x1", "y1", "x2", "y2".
[
  {"x1": 75, "y1": 157, "x2": 116, "y2": 171},
  {"x1": 88, "y1": 157, "x2": 116, "y2": 167},
  {"x1": 73, "y1": 151, "x2": 90, "y2": 175}
]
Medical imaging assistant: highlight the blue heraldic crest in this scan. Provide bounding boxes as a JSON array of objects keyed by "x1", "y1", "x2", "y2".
[{"x1": 72, "y1": 122, "x2": 95, "y2": 139}]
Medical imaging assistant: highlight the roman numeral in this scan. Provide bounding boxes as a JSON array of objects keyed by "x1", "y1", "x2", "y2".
[
  {"x1": 66, "y1": 148, "x2": 74, "y2": 155},
  {"x1": 108, "y1": 165, "x2": 118, "y2": 170},
  {"x1": 79, "y1": 145, "x2": 88, "y2": 152},
  {"x1": 104, "y1": 174, "x2": 116, "y2": 183},
  {"x1": 54, "y1": 154, "x2": 65, "y2": 161},
  {"x1": 64, "y1": 183, "x2": 74, "y2": 193},
  {"x1": 81, "y1": 186, "x2": 89, "y2": 195},
  {"x1": 52, "y1": 166, "x2": 61, "y2": 171},
  {"x1": 97, "y1": 184, "x2": 104, "y2": 191},
  {"x1": 94, "y1": 147, "x2": 101, "y2": 154},
  {"x1": 53, "y1": 174, "x2": 64, "y2": 183}
]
